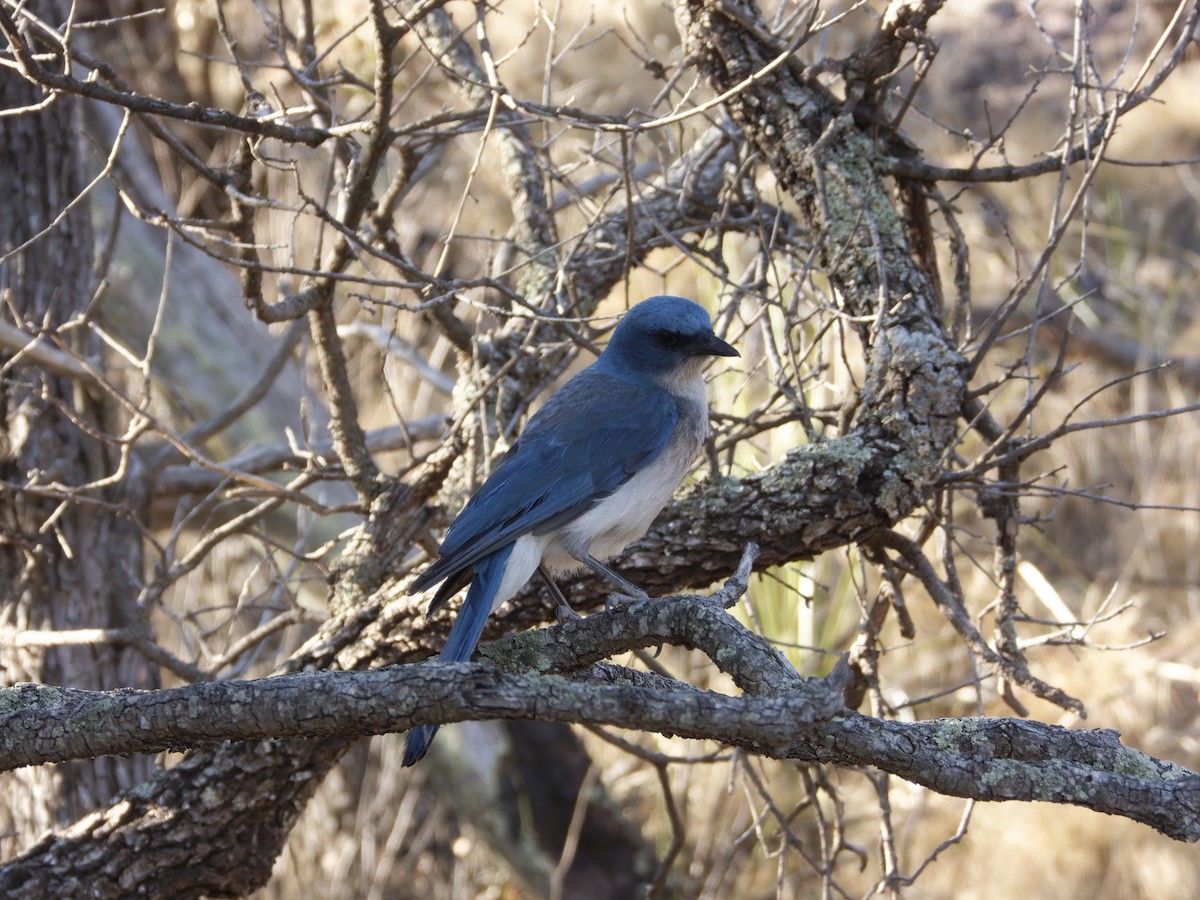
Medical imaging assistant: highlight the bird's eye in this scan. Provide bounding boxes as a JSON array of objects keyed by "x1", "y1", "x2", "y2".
[{"x1": 652, "y1": 330, "x2": 684, "y2": 349}]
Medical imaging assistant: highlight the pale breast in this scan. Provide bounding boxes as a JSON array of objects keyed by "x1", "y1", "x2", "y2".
[{"x1": 543, "y1": 385, "x2": 710, "y2": 571}]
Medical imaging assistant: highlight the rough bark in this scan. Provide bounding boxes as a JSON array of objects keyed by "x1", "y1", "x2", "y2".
[
  {"x1": 1, "y1": 588, "x2": 1196, "y2": 855},
  {"x1": 0, "y1": 3, "x2": 152, "y2": 853}
]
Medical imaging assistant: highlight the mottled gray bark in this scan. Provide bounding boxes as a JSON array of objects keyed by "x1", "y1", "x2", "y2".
[
  {"x1": 0, "y1": 2, "x2": 152, "y2": 852},
  {"x1": 1, "y1": 586, "x2": 1196, "y2": 854}
]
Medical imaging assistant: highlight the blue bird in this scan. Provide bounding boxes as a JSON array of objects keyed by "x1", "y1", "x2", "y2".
[{"x1": 403, "y1": 295, "x2": 738, "y2": 766}]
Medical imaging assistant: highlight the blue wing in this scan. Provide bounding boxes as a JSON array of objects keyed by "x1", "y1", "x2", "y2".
[{"x1": 411, "y1": 369, "x2": 678, "y2": 603}]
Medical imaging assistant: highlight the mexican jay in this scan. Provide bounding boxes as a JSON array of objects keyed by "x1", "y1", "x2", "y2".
[{"x1": 403, "y1": 295, "x2": 738, "y2": 766}]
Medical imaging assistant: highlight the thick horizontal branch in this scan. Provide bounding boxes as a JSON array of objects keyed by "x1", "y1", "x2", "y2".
[
  {"x1": 1, "y1": 655, "x2": 1195, "y2": 842},
  {"x1": 2, "y1": 560, "x2": 1194, "y2": 849},
  {"x1": 821, "y1": 714, "x2": 1200, "y2": 843},
  {"x1": 0, "y1": 660, "x2": 838, "y2": 773}
]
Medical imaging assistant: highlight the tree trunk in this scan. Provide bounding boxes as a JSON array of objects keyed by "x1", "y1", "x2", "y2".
[{"x1": 0, "y1": 5, "x2": 153, "y2": 853}]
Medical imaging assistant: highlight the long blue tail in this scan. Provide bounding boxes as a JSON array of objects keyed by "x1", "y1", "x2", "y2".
[{"x1": 403, "y1": 545, "x2": 513, "y2": 767}]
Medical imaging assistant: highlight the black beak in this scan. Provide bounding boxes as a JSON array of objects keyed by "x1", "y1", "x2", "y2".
[{"x1": 700, "y1": 331, "x2": 739, "y2": 358}]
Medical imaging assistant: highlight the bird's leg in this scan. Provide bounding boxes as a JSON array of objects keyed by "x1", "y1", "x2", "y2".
[
  {"x1": 571, "y1": 553, "x2": 650, "y2": 605},
  {"x1": 538, "y1": 565, "x2": 581, "y2": 624}
]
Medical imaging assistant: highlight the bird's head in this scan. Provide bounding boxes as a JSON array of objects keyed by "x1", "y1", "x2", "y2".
[{"x1": 600, "y1": 295, "x2": 738, "y2": 382}]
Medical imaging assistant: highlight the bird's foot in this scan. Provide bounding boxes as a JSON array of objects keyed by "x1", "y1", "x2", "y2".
[
  {"x1": 604, "y1": 588, "x2": 649, "y2": 611},
  {"x1": 555, "y1": 602, "x2": 583, "y2": 625}
]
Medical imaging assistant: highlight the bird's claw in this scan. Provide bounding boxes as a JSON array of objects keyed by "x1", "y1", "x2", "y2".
[
  {"x1": 604, "y1": 589, "x2": 649, "y2": 611},
  {"x1": 555, "y1": 603, "x2": 583, "y2": 625}
]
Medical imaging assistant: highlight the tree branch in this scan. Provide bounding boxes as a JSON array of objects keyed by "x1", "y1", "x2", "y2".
[
  {"x1": 150, "y1": 417, "x2": 446, "y2": 496},
  {"x1": 0, "y1": 5, "x2": 329, "y2": 147},
  {"x1": 0, "y1": 653, "x2": 838, "y2": 776},
  {"x1": 1, "y1": 616, "x2": 1195, "y2": 847}
]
